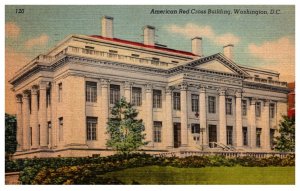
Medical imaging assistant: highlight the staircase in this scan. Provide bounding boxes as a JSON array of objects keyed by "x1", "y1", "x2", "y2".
[{"x1": 208, "y1": 142, "x2": 236, "y2": 151}]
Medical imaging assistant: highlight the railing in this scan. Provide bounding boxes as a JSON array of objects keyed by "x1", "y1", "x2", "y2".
[
  {"x1": 62, "y1": 46, "x2": 173, "y2": 68},
  {"x1": 179, "y1": 151, "x2": 293, "y2": 158},
  {"x1": 246, "y1": 77, "x2": 288, "y2": 87},
  {"x1": 152, "y1": 151, "x2": 293, "y2": 158}
]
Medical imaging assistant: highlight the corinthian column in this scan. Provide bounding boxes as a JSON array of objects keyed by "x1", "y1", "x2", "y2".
[
  {"x1": 235, "y1": 89, "x2": 243, "y2": 147},
  {"x1": 39, "y1": 82, "x2": 48, "y2": 148},
  {"x1": 100, "y1": 79, "x2": 110, "y2": 147},
  {"x1": 249, "y1": 98, "x2": 257, "y2": 148},
  {"x1": 16, "y1": 94, "x2": 23, "y2": 151},
  {"x1": 31, "y1": 86, "x2": 39, "y2": 149},
  {"x1": 262, "y1": 100, "x2": 270, "y2": 150},
  {"x1": 199, "y1": 85, "x2": 207, "y2": 148},
  {"x1": 165, "y1": 86, "x2": 174, "y2": 148},
  {"x1": 22, "y1": 90, "x2": 30, "y2": 151},
  {"x1": 145, "y1": 83, "x2": 153, "y2": 147},
  {"x1": 218, "y1": 88, "x2": 226, "y2": 145},
  {"x1": 180, "y1": 82, "x2": 188, "y2": 147},
  {"x1": 124, "y1": 81, "x2": 132, "y2": 102}
]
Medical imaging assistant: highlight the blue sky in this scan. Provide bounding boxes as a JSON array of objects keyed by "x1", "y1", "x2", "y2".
[{"x1": 5, "y1": 5, "x2": 295, "y2": 114}]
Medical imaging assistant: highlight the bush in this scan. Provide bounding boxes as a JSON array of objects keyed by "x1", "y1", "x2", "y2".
[{"x1": 5, "y1": 152, "x2": 294, "y2": 184}]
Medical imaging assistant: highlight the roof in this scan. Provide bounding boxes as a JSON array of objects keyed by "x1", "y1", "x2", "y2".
[{"x1": 89, "y1": 35, "x2": 196, "y2": 56}]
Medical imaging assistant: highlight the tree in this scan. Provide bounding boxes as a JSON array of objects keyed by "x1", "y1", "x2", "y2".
[
  {"x1": 274, "y1": 115, "x2": 295, "y2": 152},
  {"x1": 5, "y1": 113, "x2": 18, "y2": 159},
  {"x1": 106, "y1": 97, "x2": 147, "y2": 155}
]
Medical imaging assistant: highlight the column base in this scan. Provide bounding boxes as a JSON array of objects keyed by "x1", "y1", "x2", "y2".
[
  {"x1": 166, "y1": 146, "x2": 174, "y2": 149},
  {"x1": 39, "y1": 146, "x2": 50, "y2": 150}
]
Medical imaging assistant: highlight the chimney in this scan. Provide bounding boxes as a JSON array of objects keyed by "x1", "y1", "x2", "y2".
[
  {"x1": 223, "y1": 44, "x2": 234, "y2": 60},
  {"x1": 191, "y1": 37, "x2": 203, "y2": 56},
  {"x1": 101, "y1": 16, "x2": 114, "y2": 38},
  {"x1": 143, "y1": 25, "x2": 155, "y2": 46}
]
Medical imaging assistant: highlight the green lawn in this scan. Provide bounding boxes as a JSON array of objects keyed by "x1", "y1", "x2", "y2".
[{"x1": 103, "y1": 166, "x2": 295, "y2": 185}]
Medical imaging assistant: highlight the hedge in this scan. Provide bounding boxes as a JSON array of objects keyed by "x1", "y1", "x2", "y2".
[{"x1": 5, "y1": 153, "x2": 295, "y2": 184}]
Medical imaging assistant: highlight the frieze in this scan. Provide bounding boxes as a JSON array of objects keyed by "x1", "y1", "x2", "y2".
[{"x1": 243, "y1": 81, "x2": 289, "y2": 93}]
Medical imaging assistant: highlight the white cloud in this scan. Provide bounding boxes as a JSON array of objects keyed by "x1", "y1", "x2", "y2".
[
  {"x1": 25, "y1": 34, "x2": 49, "y2": 48},
  {"x1": 166, "y1": 23, "x2": 240, "y2": 46},
  {"x1": 6, "y1": 22, "x2": 20, "y2": 39},
  {"x1": 248, "y1": 37, "x2": 295, "y2": 82}
]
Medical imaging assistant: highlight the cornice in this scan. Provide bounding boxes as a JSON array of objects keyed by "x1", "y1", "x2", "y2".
[
  {"x1": 243, "y1": 81, "x2": 289, "y2": 93},
  {"x1": 10, "y1": 54, "x2": 288, "y2": 96}
]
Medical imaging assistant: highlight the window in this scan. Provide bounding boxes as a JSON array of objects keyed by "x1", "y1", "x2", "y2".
[
  {"x1": 131, "y1": 54, "x2": 140, "y2": 57},
  {"x1": 37, "y1": 92, "x2": 40, "y2": 110},
  {"x1": 132, "y1": 87, "x2": 142, "y2": 106},
  {"x1": 242, "y1": 127, "x2": 248, "y2": 146},
  {"x1": 270, "y1": 103, "x2": 275, "y2": 118},
  {"x1": 255, "y1": 102, "x2": 261, "y2": 117},
  {"x1": 270, "y1": 129, "x2": 275, "y2": 149},
  {"x1": 109, "y1": 50, "x2": 118, "y2": 54},
  {"x1": 208, "y1": 96, "x2": 216, "y2": 113},
  {"x1": 226, "y1": 98, "x2": 232, "y2": 115},
  {"x1": 46, "y1": 89, "x2": 51, "y2": 107},
  {"x1": 153, "y1": 90, "x2": 162, "y2": 108},
  {"x1": 242, "y1": 100, "x2": 247, "y2": 116},
  {"x1": 191, "y1": 94, "x2": 199, "y2": 112},
  {"x1": 87, "y1": 117, "x2": 97, "y2": 141},
  {"x1": 30, "y1": 127, "x2": 32, "y2": 146},
  {"x1": 58, "y1": 83, "x2": 62, "y2": 102},
  {"x1": 226, "y1": 126, "x2": 233, "y2": 145},
  {"x1": 256, "y1": 128, "x2": 262, "y2": 147},
  {"x1": 86, "y1": 81, "x2": 97, "y2": 103},
  {"x1": 47, "y1": 122, "x2": 51, "y2": 145},
  {"x1": 59, "y1": 117, "x2": 63, "y2": 141},
  {"x1": 173, "y1": 92, "x2": 181, "y2": 110},
  {"x1": 191, "y1": 124, "x2": 200, "y2": 134},
  {"x1": 151, "y1": 57, "x2": 160, "y2": 65},
  {"x1": 38, "y1": 124, "x2": 40, "y2": 145},
  {"x1": 85, "y1": 46, "x2": 94, "y2": 49},
  {"x1": 29, "y1": 94, "x2": 32, "y2": 114},
  {"x1": 110, "y1": 84, "x2": 120, "y2": 104},
  {"x1": 153, "y1": 121, "x2": 162, "y2": 143}
]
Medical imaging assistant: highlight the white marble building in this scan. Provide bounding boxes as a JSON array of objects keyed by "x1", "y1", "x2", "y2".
[{"x1": 10, "y1": 16, "x2": 289, "y2": 158}]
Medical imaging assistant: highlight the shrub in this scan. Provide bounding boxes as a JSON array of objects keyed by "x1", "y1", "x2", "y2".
[{"x1": 6, "y1": 152, "x2": 294, "y2": 184}]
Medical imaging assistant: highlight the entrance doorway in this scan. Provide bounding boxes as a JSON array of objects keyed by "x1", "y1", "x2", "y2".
[
  {"x1": 208, "y1": 125, "x2": 217, "y2": 148},
  {"x1": 174, "y1": 123, "x2": 181, "y2": 148}
]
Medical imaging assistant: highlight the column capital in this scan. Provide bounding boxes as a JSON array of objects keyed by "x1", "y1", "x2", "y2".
[
  {"x1": 31, "y1": 85, "x2": 39, "y2": 95},
  {"x1": 218, "y1": 87, "x2": 227, "y2": 96},
  {"x1": 166, "y1": 86, "x2": 174, "y2": 94},
  {"x1": 198, "y1": 85, "x2": 206, "y2": 93},
  {"x1": 124, "y1": 81, "x2": 133, "y2": 90},
  {"x1": 180, "y1": 82, "x2": 188, "y2": 91},
  {"x1": 16, "y1": 94, "x2": 23, "y2": 103},
  {"x1": 263, "y1": 99, "x2": 271, "y2": 106},
  {"x1": 145, "y1": 83, "x2": 152, "y2": 93},
  {"x1": 39, "y1": 81, "x2": 48, "y2": 90},
  {"x1": 249, "y1": 97, "x2": 258, "y2": 105},
  {"x1": 100, "y1": 79, "x2": 110, "y2": 88},
  {"x1": 235, "y1": 89, "x2": 243, "y2": 98},
  {"x1": 23, "y1": 90, "x2": 31, "y2": 98}
]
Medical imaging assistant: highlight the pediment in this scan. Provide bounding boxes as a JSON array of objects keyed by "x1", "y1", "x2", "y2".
[
  {"x1": 185, "y1": 53, "x2": 249, "y2": 77},
  {"x1": 195, "y1": 60, "x2": 236, "y2": 74}
]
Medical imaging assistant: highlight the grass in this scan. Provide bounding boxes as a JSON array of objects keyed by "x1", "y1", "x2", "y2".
[{"x1": 103, "y1": 165, "x2": 295, "y2": 185}]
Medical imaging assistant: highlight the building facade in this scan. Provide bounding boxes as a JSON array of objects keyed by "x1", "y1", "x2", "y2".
[{"x1": 10, "y1": 16, "x2": 289, "y2": 158}]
